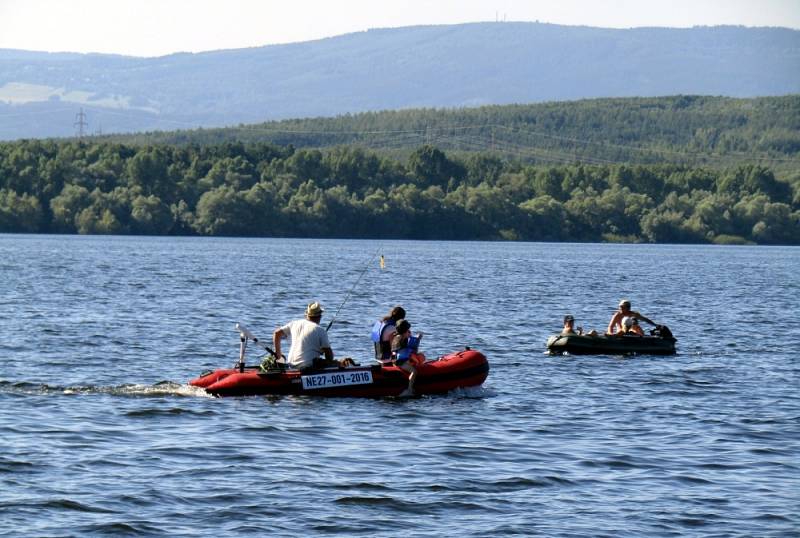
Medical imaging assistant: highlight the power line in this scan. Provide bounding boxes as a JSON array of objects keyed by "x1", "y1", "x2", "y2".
[
  {"x1": 37, "y1": 107, "x2": 797, "y2": 167},
  {"x1": 73, "y1": 108, "x2": 88, "y2": 138},
  {"x1": 222, "y1": 120, "x2": 800, "y2": 165}
]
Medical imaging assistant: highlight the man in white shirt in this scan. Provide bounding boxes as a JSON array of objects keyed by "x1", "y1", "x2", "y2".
[{"x1": 273, "y1": 301, "x2": 334, "y2": 370}]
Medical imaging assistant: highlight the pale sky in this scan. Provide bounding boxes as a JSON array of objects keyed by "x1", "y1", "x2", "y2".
[{"x1": 1, "y1": 0, "x2": 798, "y2": 57}]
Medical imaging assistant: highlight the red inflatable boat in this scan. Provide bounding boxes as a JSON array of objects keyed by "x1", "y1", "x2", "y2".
[{"x1": 190, "y1": 348, "x2": 489, "y2": 397}]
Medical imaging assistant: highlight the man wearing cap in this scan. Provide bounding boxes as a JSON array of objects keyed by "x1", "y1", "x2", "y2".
[
  {"x1": 561, "y1": 315, "x2": 581, "y2": 336},
  {"x1": 607, "y1": 300, "x2": 655, "y2": 335},
  {"x1": 273, "y1": 301, "x2": 334, "y2": 370}
]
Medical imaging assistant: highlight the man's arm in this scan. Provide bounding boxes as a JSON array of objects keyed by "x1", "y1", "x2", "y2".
[
  {"x1": 273, "y1": 328, "x2": 286, "y2": 360},
  {"x1": 634, "y1": 312, "x2": 656, "y2": 326},
  {"x1": 607, "y1": 312, "x2": 621, "y2": 334},
  {"x1": 319, "y1": 329, "x2": 334, "y2": 361}
]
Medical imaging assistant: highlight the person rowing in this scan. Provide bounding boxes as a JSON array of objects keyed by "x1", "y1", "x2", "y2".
[{"x1": 607, "y1": 299, "x2": 655, "y2": 335}]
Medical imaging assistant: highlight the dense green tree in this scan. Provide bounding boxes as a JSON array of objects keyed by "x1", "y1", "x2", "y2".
[
  {"x1": 692, "y1": 193, "x2": 738, "y2": 237},
  {"x1": 2, "y1": 144, "x2": 40, "y2": 195},
  {"x1": 732, "y1": 195, "x2": 799, "y2": 244},
  {"x1": 640, "y1": 209, "x2": 707, "y2": 243},
  {"x1": 717, "y1": 164, "x2": 793, "y2": 202},
  {"x1": 131, "y1": 194, "x2": 173, "y2": 234},
  {"x1": 240, "y1": 181, "x2": 282, "y2": 235},
  {"x1": 0, "y1": 189, "x2": 43, "y2": 232},
  {"x1": 76, "y1": 206, "x2": 123, "y2": 235},
  {"x1": 518, "y1": 195, "x2": 568, "y2": 240},
  {"x1": 199, "y1": 156, "x2": 257, "y2": 192},
  {"x1": 465, "y1": 153, "x2": 504, "y2": 186},
  {"x1": 322, "y1": 146, "x2": 382, "y2": 192},
  {"x1": 170, "y1": 200, "x2": 195, "y2": 235},
  {"x1": 609, "y1": 165, "x2": 664, "y2": 200},
  {"x1": 664, "y1": 167, "x2": 716, "y2": 194},
  {"x1": 561, "y1": 166, "x2": 609, "y2": 196},
  {"x1": 193, "y1": 186, "x2": 256, "y2": 236},
  {"x1": 495, "y1": 171, "x2": 536, "y2": 204},
  {"x1": 408, "y1": 145, "x2": 464, "y2": 188},
  {"x1": 49, "y1": 184, "x2": 91, "y2": 233},
  {"x1": 126, "y1": 147, "x2": 169, "y2": 192},
  {"x1": 285, "y1": 149, "x2": 326, "y2": 183},
  {"x1": 531, "y1": 167, "x2": 565, "y2": 200},
  {"x1": 464, "y1": 183, "x2": 519, "y2": 230}
]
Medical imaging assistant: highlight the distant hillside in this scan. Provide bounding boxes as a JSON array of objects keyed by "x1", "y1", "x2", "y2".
[
  {"x1": 107, "y1": 95, "x2": 800, "y2": 172},
  {"x1": 1, "y1": 22, "x2": 799, "y2": 140}
]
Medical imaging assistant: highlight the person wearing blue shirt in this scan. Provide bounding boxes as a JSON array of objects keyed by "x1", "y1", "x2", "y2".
[{"x1": 390, "y1": 319, "x2": 424, "y2": 397}]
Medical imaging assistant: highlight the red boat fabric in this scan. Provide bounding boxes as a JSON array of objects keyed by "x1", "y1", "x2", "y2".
[{"x1": 190, "y1": 349, "x2": 489, "y2": 397}]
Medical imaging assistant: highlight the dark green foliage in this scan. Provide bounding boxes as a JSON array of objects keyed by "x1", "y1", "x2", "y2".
[
  {"x1": 0, "y1": 189, "x2": 42, "y2": 232},
  {"x1": 408, "y1": 145, "x2": 465, "y2": 187},
  {"x1": 0, "y1": 96, "x2": 798, "y2": 244}
]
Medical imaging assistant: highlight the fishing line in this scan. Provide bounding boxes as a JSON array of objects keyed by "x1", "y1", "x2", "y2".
[{"x1": 325, "y1": 244, "x2": 383, "y2": 332}]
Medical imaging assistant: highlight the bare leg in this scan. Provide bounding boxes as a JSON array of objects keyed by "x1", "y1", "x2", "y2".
[{"x1": 399, "y1": 363, "x2": 417, "y2": 396}]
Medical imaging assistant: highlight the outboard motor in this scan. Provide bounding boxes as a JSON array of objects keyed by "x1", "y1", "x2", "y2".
[{"x1": 652, "y1": 324, "x2": 674, "y2": 339}]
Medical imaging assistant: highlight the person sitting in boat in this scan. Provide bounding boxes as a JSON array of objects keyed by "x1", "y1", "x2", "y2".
[
  {"x1": 371, "y1": 305, "x2": 406, "y2": 363},
  {"x1": 619, "y1": 316, "x2": 645, "y2": 336},
  {"x1": 607, "y1": 299, "x2": 655, "y2": 335},
  {"x1": 390, "y1": 319, "x2": 425, "y2": 397},
  {"x1": 561, "y1": 315, "x2": 582, "y2": 336},
  {"x1": 561, "y1": 315, "x2": 596, "y2": 337},
  {"x1": 273, "y1": 301, "x2": 335, "y2": 371}
]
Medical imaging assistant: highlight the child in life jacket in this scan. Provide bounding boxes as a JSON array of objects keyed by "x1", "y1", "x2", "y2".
[
  {"x1": 371, "y1": 305, "x2": 406, "y2": 362},
  {"x1": 390, "y1": 319, "x2": 425, "y2": 397}
]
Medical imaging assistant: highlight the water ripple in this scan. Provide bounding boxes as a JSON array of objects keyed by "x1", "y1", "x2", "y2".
[{"x1": 0, "y1": 237, "x2": 798, "y2": 537}]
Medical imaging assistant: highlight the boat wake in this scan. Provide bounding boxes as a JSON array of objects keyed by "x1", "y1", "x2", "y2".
[
  {"x1": 446, "y1": 385, "x2": 495, "y2": 398},
  {"x1": 0, "y1": 379, "x2": 213, "y2": 398}
]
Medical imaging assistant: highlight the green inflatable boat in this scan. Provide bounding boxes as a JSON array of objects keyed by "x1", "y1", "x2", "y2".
[{"x1": 546, "y1": 326, "x2": 677, "y2": 356}]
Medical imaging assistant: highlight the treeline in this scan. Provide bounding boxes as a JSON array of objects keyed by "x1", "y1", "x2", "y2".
[
  {"x1": 105, "y1": 95, "x2": 800, "y2": 171},
  {"x1": 1, "y1": 139, "x2": 798, "y2": 244}
]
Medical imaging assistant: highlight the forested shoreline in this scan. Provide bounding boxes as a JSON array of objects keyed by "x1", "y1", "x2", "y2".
[{"x1": 1, "y1": 138, "x2": 798, "y2": 244}]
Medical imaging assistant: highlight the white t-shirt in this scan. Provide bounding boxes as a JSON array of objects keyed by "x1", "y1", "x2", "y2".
[{"x1": 279, "y1": 319, "x2": 331, "y2": 369}]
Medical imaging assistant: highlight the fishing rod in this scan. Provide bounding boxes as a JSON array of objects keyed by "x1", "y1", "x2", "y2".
[
  {"x1": 235, "y1": 322, "x2": 284, "y2": 365},
  {"x1": 325, "y1": 245, "x2": 383, "y2": 332}
]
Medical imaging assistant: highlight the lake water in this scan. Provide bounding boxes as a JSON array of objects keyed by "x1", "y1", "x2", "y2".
[{"x1": 1, "y1": 235, "x2": 798, "y2": 537}]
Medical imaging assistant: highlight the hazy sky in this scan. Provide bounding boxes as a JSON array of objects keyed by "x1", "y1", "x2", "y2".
[{"x1": 1, "y1": 0, "x2": 798, "y2": 57}]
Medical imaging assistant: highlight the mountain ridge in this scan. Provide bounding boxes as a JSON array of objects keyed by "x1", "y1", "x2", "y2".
[{"x1": 1, "y1": 22, "x2": 798, "y2": 140}]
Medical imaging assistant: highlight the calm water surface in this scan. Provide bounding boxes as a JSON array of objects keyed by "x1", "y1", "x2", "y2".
[{"x1": 1, "y1": 235, "x2": 798, "y2": 537}]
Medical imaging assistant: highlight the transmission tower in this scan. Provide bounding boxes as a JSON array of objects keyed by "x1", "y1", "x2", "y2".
[{"x1": 74, "y1": 108, "x2": 88, "y2": 138}]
